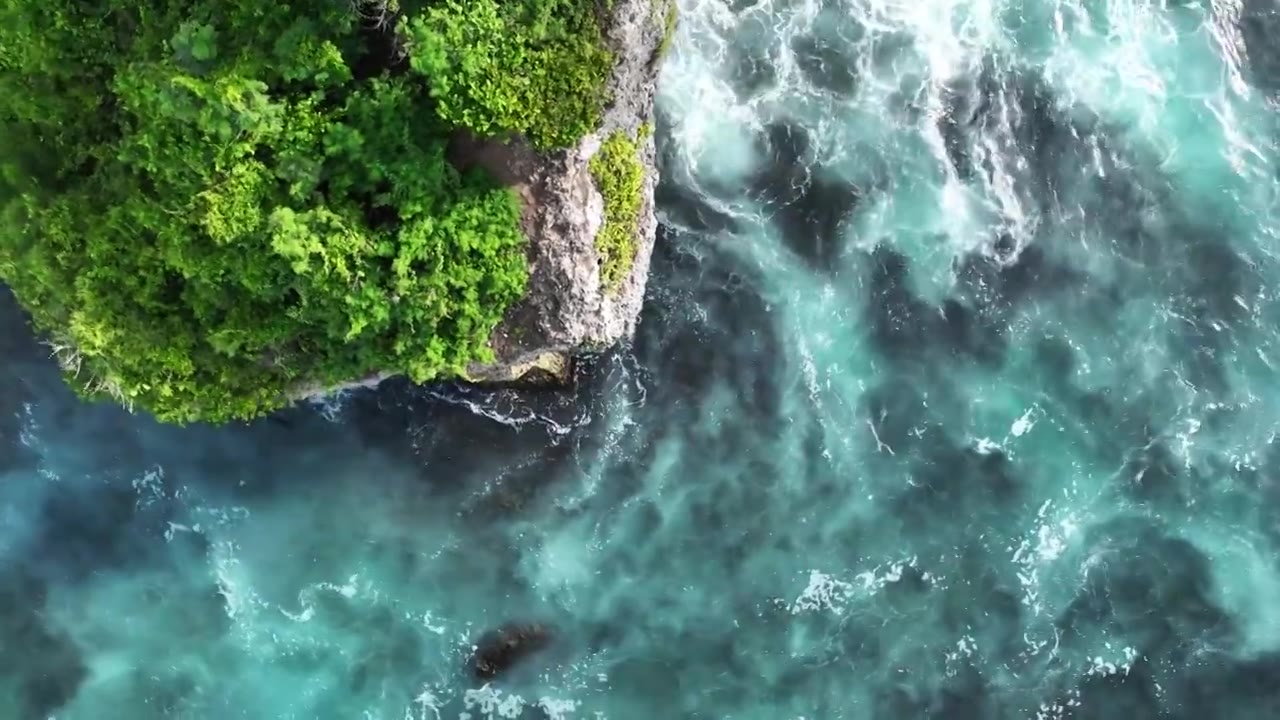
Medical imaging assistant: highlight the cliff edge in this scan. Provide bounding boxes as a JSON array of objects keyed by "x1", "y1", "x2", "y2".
[{"x1": 451, "y1": 0, "x2": 671, "y2": 385}]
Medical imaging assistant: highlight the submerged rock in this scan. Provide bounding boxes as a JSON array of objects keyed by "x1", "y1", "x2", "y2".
[{"x1": 470, "y1": 622, "x2": 554, "y2": 680}]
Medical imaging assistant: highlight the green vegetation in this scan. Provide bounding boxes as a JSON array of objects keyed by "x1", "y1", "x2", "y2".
[
  {"x1": 590, "y1": 127, "x2": 648, "y2": 293},
  {"x1": 406, "y1": 0, "x2": 613, "y2": 149},
  {"x1": 658, "y1": 1, "x2": 679, "y2": 61},
  {"x1": 0, "y1": 0, "x2": 615, "y2": 423}
]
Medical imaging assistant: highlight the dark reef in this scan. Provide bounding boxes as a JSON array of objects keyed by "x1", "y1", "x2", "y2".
[{"x1": 471, "y1": 622, "x2": 554, "y2": 680}]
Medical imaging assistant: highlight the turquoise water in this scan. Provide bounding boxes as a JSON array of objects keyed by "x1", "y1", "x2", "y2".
[{"x1": 7, "y1": 0, "x2": 1280, "y2": 717}]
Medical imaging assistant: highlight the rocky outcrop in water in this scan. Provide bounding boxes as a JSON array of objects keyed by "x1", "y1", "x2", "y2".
[
  {"x1": 470, "y1": 622, "x2": 554, "y2": 679},
  {"x1": 453, "y1": 0, "x2": 669, "y2": 385}
]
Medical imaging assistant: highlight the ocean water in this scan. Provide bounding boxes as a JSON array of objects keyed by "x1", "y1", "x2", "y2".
[{"x1": 5, "y1": 0, "x2": 1280, "y2": 717}]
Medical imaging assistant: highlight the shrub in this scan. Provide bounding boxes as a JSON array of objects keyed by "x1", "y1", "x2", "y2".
[
  {"x1": 405, "y1": 0, "x2": 613, "y2": 149},
  {"x1": 0, "y1": 0, "x2": 609, "y2": 423}
]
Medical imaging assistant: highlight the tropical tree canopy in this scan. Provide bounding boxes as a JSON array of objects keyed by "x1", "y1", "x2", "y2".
[{"x1": 0, "y1": 0, "x2": 612, "y2": 423}]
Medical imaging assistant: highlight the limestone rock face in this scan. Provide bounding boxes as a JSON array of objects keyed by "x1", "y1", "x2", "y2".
[{"x1": 456, "y1": 0, "x2": 668, "y2": 384}]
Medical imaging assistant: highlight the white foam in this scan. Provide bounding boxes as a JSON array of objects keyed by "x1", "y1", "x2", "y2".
[
  {"x1": 790, "y1": 570, "x2": 856, "y2": 614},
  {"x1": 412, "y1": 686, "x2": 444, "y2": 720},
  {"x1": 943, "y1": 634, "x2": 979, "y2": 677},
  {"x1": 1086, "y1": 644, "x2": 1139, "y2": 677},
  {"x1": 463, "y1": 685, "x2": 526, "y2": 719},
  {"x1": 212, "y1": 541, "x2": 254, "y2": 621},
  {"x1": 130, "y1": 465, "x2": 166, "y2": 507},
  {"x1": 1010, "y1": 406, "x2": 1038, "y2": 437},
  {"x1": 1011, "y1": 499, "x2": 1082, "y2": 619},
  {"x1": 537, "y1": 697, "x2": 581, "y2": 720}
]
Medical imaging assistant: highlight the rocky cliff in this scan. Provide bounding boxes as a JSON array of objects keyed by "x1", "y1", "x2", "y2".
[
  {"x1": 455, "y1": 0, "x2": 670, "y2": 385},
  {"x1": 298, "y1": 0, "x2": 670, "y2": 402}
]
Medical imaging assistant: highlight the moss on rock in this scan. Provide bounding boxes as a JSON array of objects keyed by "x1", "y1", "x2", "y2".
[
  {"x1": 658, "y1": 1, "x2": 679, "y2": 61},
  {"x1": 590, "y1": 129, "x2": 647, "y2": 293}
]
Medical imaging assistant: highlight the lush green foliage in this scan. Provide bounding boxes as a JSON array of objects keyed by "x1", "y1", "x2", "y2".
[
  {"x1": 405, "y1": 0, "x2": 613, "y2": 149},
  {"x1": 590, "y1": 127, "x2": 647, "y2": 292},
  {"x1": 0, "y1": 0, "x2": 611, "y2": 423}
]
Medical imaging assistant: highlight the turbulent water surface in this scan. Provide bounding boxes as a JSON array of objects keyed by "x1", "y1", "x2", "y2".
[{"x1": 7, "y1": 0, "x2": 1280, "y2": 717}]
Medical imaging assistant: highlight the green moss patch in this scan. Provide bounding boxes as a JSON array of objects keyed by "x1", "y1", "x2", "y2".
[
  {"x1": 657, "y1": 1, "x2": 679, "y2": 61},
  {"x1": 590, "y1": 129, "x2": 647, "y2": 293}
]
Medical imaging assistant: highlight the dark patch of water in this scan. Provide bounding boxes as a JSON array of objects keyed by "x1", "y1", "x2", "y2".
[
  {"x1": 904, "y1": 443, "x2": 1022, "y2": 514},
  {"x1": 791, "y1": 33, "x2": 859, "y2": 96},
  {"x1": 1240, "y1": 0, "x2": 1280, "y2": 95},
  {"x1": 0, "y1": 571, "x2": 86, "y2": 718},
  {"x1": 859, "y1": 373, "x2": 941, "y2": 456},
  {"x1": 1170, "y1": 237, "x2": 1261, "y2": 393},
  {"x1": 1057, "y1": 517, "x2": 1236, "y2": 665},
  {"x1": 0, "y1": 289, "x2": 51, "y2": 475},
  {"x1": 873, "y1": 660, "x2": 1007, "y2": 719},
  {"x1": 1066, "y1": 667, "x2": 1165, "y2": 720},
  {"x1": 633, "y1": 224, "x2": 788, "y2": 423},
  {"x1": 728, "y1": 45, "x2": 777, "y2": 99},
  {"x1": 1121, "y1": 441, "x2": 1184, "y2": 506},
  {"x1": 957, "y1": 244, "x2": 1091, "y2": 316},
  {"x1": 749, "y1": 121, "x2": 862, "y2": 270},
  {"x1": 939, "y1": 62, "x2": 1093, "y2": 210},
  {"x1": 1176, "y1": 652, "x2": 1280, "y2": 718},
  {"x1": 864, "y1": 245, "x2": 939, "y2": 360},
  {"x1": 866, "y1": 245, "x2": 1010, "y2": 366},
  {"x1": 29, "y1": 476, "x2": 196, "y2": 584},
  {"x1": 938, "y1": 73, "x2": 991, "y2": 181}
]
